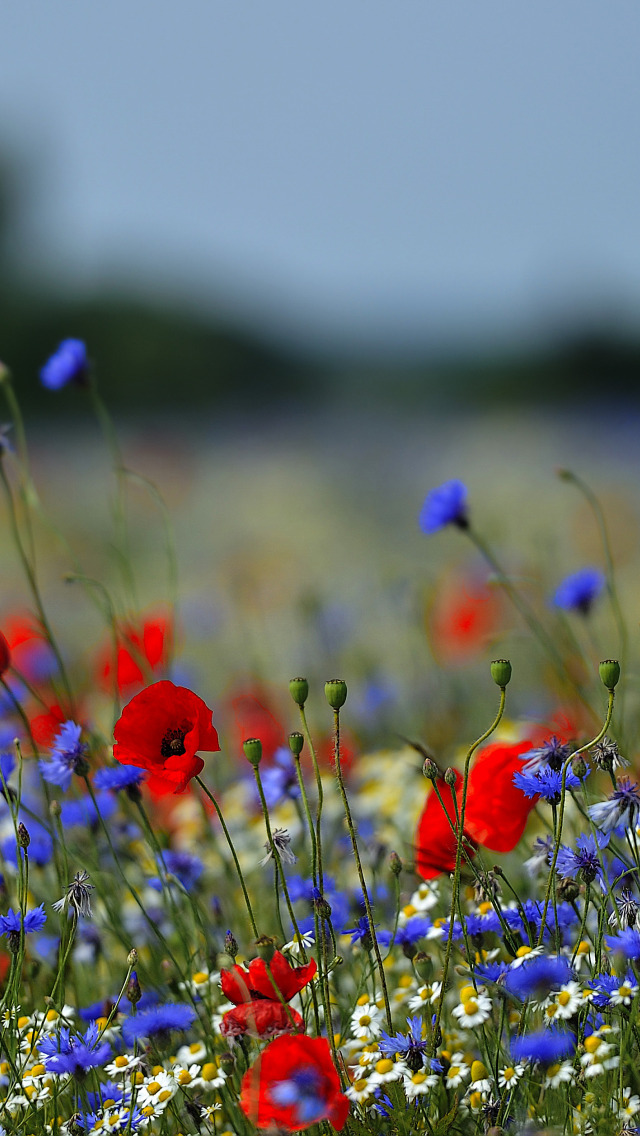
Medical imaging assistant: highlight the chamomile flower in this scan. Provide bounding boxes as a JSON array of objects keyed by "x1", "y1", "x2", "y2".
[
  {"x1": 350, "y1": 1001, "x2": 383, "y2": 1041},
  {"x1": 407, "y1": 981, "x2": 442, "y2": 1010},
  {"x1": 452, "y1": 990, "x2": 492, "y2": 1028},
  {"x1": 369, "y1": 1055, "x2": 408, "y2": 1085},
  {"x1": 610, "y1": 976, "x2": 639, "y2": 1006},
  {"x1": 543, "y1": 981, "x2": 583, "y2": 1020},
  {"x1": 617, "y1": 1088, "x2": 640, "y2": 1120},
  {"x1": 403, "y1": 1068, "x2": 439, "y2": 1099},
  {"x1": 137, "y1": 1069, "x2": 178, "y2": 1111},
  {"x1": 544, "y1": 1060, "x2": 575, "y2": 1088},
  {"x1": 346, "y1": 1076, "x2": 374, "y2": 1105},
  {"x1": 445, "y1": 1052, "x2": 471, "y2": 1089},
  {"x1": 498, "y1": 1063, "x2": 525, "y2": 1089},
  {"x1": 176, "y1": 1040, "x2": 207, "y2": 1065},
  {"x1": 193, "y1": 1059, "x2": 227, "y2": 1091},
  {"x1": 105, "y1": 1053, "x2": 143, "y2": 1077},
  {"x1": 581, "y1": 1032, "x2": 619, "y2": 1077}
]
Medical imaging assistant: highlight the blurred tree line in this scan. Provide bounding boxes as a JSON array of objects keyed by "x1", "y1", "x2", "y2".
[{"x1": 1, "y1": 148, "x2": 639, "y2": 416}]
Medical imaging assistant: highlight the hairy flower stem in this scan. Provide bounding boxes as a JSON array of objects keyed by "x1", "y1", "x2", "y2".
[
  {"x1": 298, "y1": 705, "x2": 325, "y2": 896},
  {"x1": 429, "y1": 686, "x2": 506, "y2": 1060},
  {"x1": 332, "y1": 707, "x2": 392, "y2": 1032},
  {"x1": 253, "y1": 766, "x2": 306, "y2": 956},
  {"x1": 196, "y1": 776, "x2": 259, "y2": 939},
  {"x1": 538, "y1": 688, "x2": 615, "y2": 948}
]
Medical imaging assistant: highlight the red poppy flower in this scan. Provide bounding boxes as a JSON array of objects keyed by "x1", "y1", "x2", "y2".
[
  {"x1": 427, "y1": 574, "x2": 503, "y2": 665},
  {"x1": 98, "y1": 613, "x2": 171, "y2": 695},
  {"x1": 221, "y1": 1001, "x2": 304, "y2": 1039},
  {"x1": 229, "y1": 691, "x2": 285, "y2": 761},
  {"x1": 415, "y1": 739, "x2": 537, "y2": 878},
  {"x1": 113, "y1": 680, "x2": 219, "y2": 795},
  {"x1": 240, "y1": 1034, "x2": 350, "y2": 1132},
  {"x1": 221, "y1": 951, "x2": 316, "y2": 1004},
  {"x1": 30, "y1": 704, "x2": 67, "y2": 747},
  {"x1": 2, "y1": 614, "x2": 55, "y2": 685}
]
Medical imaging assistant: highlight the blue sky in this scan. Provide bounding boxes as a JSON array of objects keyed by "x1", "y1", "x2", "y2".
[{"x1": 2, "y1": 3, "x2": 640, "y2": 354}]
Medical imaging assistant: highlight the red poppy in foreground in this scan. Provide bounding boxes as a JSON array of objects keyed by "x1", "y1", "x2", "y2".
[
  {"x1": 98, "y1": 613, "x2": 171, "y2": 695},
  {"x1": 220, "y1": 949, "x2": 316, "y2": 1039},
  {"x1": 415, "y1": 739, "x2": 536, "y2": 879},
  {"x1": 240, "y1": 1034, "x2": 350, "y2": 1132},
  {"x1": 113, "y1": 680, "x2": 219, "y2": 795}
]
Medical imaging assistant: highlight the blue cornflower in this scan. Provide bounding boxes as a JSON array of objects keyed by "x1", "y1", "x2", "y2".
[
  {"x1": 343, "y1": 915, "x2": 374, "y2": 945},
  {"x1": 589, "y1": 778, "x2": 640, "y2": 834},
  {"x1": 40, "y1": 339, "x2": 89, "y2": 390},
  {"x1": 511, "y1": 1027, "x2": 575, "y2": 1065},
  {"x1": 513, "y1": 764, "x2": 581, "y2": 804},
  {"x1": 475, "y1": 960, "x2": 509, "y2": 985},
  {"x1": 121, "y1": 1002, "x2": 196, "y2": 1045},
  {"x1": 520, "y1": 735, "x2": 571, "y2": 773},
  {"x1": 604, "y1": 926, "x2": 640, "y2": 959},
  {"x1": 378, "y1": 915, "x2": 433, "y2": 948},
  {"x1": 39, "y1": 721, "x2": 88, "y2": 791},
  {"x1": 552, "y1": 567, "x2": 605, "y2": 614},
  {"x1": 270, "y1": 1068, "x2": 329, "y2": 1126},
  {"x1": 419, "y1": 479, "x2": 468, "y2": 534},
  {"x1": 379, "y1": 1016, "x2": 441, "y2": 1073},
  {"x1": 38, "y1": 1021, "x2": 111, "y2": 1077},
  {"x1": 85, "y1": 1080, "x2": 125, "y2": 1110},
  {"x1": 555, "y1": 832, "x2": 609, "y2": 885},
  {"x1": 287, "y1": 875, "x2": 317, "y2": 903},
  {"x1": 504, "y1": 955, "x2": 573, "y2": 1002},
  {"x1": 60, "y1": 791, "x2": 116, "y2": 829},
  {"x1": 93, "y1": 764, "x2": 146, "y2": 792},
  {"x1": 259, "y1": 748, "x2": 301, "y2": 808},
  {"x1": 149, "y1": 850, "x2": 203, "y2": 892},
  {"x1": 0, "y1": 904, "x2": 46, "y2": 939}
]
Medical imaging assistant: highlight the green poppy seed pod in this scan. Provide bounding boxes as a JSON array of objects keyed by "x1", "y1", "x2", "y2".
[
  {"x1": 389, "y1": 850, "x2": 402, "y2": 877},
  {"x1": 490, "y1": 659, "x2": 512, "y2": 688},
  {"x1": 288, "y1": 731, "x2": 304, "y2": 759},
  {"x1": 289, "y1": 677, "x2": 309, "y2": 707},
  {"x1": 242, "y1": 737, "x2": 263, "y2": 766},
  {"x1": 17, "y1": 822, "x2": 30, "y2": 848},
  {"x1": 444, "y1": 767, "x2": 457, "y2": 788},
  {"x1": 413, "y1": 951, "x2": 434, "y2": 982},
  {"x1": 254, "y1": 934, "x2": 277, "y2": 962},
  {"x1": 422, "y1": 757, "x2": 438, "y2": 781},
  {"x1": 324, "y1": 679, "x2": 347, "y2": 710},
  {"x1": 572, "y1": 755, "x2": 588, "y2": 780},
  {"x1": 599, "y1": 659, "x2": 620, "y2": 691}
]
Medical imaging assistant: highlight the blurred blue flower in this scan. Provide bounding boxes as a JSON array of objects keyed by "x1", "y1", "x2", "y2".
[
  {"x1": 511, "y1": 1027, "x2": 575, "y2": 1065},
  {"x1": 60, "y1": 792, "x2": 116, "y2": 829},
  {"x1": 419, "y1": 479, "x2": 468, "y2": 534},
  {"x1": 378, "y1": 915, "x2": 433, "y2": 948},
  {"x1": 93, "y1": 764, "x2": 146, "y2": 792},
  {"x1": 553, "y1": 567, "x2": 605, "y2": 614},
  {"x1": 604, "y1": 926, "x2": 640, "y2": 959},
  {"x1": 505, "y1": 954, "x2": 573, "y2": 1001},
  {"x1": 122, "y1": 1002, "x2": 195, "y2": 1044},
  {"x1": 259, "y1": 748, "x2": 301, "y2": 808},
  {"x1": 2, "y1": 824, "x2": 53, "y2": 867},
  {"x1": 521, "y1": 735, "x2": 571, "y2": 773},
  {"x1": 40, "y1": 339, "x2": 88, "y2": 390},
  {"x1": 149, "y1": 849, "x2": 203, "y2": 892},
  {"x1": 39, "y1": 721, "x2": 88, "y2": 791}
]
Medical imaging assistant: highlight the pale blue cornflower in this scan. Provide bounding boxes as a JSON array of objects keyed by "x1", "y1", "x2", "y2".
[
  {"x1": 39, "y1": 721, "x2": 88, "y2": 791},
  {"x1": 589, "y1": 779, "x2": 640, "y2": 834}
]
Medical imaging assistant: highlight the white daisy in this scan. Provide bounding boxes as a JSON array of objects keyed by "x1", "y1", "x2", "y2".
[
  {"x1": 544, "y1": 1061, "x2": 575, "y2": 1088},
  {"x1": 498, "y1": 1063, "x2": 525, "y2": 1089},
  {"x1": 350, "y1": 1002, "x2": 383, "y2": 1041},
  {"x1": 452, "y1": 991, "x2": 492, "y2": 1028},
  {"x1": 445, "y1": 1053, "x2": 471, "y2": 1089},
  {"x1": 403, "y1": 1069, "x2": 439, "y2": 1099}
]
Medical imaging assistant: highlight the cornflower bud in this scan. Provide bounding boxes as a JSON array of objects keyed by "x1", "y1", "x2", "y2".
[
  {"x1": 288, "y1": 731, "x2": 304, "y2": 758},
  {"x1": 423, "y1": 758, "x2": 439, "y2": 781},
  {"x1": 490, "y1": 659, "x2": 512, "y2": 688},
  {"x1": 599, "y1": 659, "x2": 620, "y2": 691},
  {"x1": 389, "y1": 850, "x2": 402, "y2": 877},
  {"x1": 127, "y1": 949, "x2": 138, "y2": 966},
  {"x1": 289, "y1": 678, "x2": 309, "y2": 707},
  {"x1": 126, "y1": 971, "x2": 142, "y2": 1005},
  {"x1": 324, "y1": 679, "x2": 347, "y2": 710},
  {"x1": 444, "y1": 767, "x2": 457, "y2": 788},
  {"x1": 225, "y1": 930, "x2": 239, "y2": 958},
  {"x1": 17, "y1": 823, "x2": 30, "y2": 848},
  {"x1": 254, "y1": 934, "x2": 277, "y2": 962},
  {"x1": 572, "y1": 755, "x2": 588, "y2": 780},
  {"x1": 243, "y1": 737, "x2": 263, "y2": 766},
  {"x1": 556, "y1": 876, "x2": 580, "y2": 903}
]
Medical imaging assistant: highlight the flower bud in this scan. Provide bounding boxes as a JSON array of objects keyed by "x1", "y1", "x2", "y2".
[
  {"x1": 49, "y1": 800, "x2": 61, "y2": 819},
  {"x1": 313, "y1": 895, "x2": 332, "y2": 921},
  {"x1": 225, "y1": 930, "x2": 239, "y2": 959},
  {"x1": 0, "y1": 632, "x2": 10, "y2": 677},
  {"x1": 572, "y1": 755, "x2": 588, "y2": 780},
  {"x1": 127, "y1": 948, "x2": 138, "y2": 966},
  {"x1": 388, "y1": 850, "x2": 402, "y2": 877},
  {"x1": 413, "y1": 951, "x2": 434, "y2": 982},
  {"x1": 219, "y1": 1050, "x2": 235, "y2": 1074},
  {"x1": 288, "y1": 732, "x2": 304, "y2": 759},
  {"x1": 444, "y1": 767, "x2": 457, "y2": 788},
  {"x1": 556, "y1": 876, "x2": 580, "y2": 903},
  {"x1": 17, "y1": 823, "x2": 30, "y2": 848},
  {"x1": 599, "y1": 659, "x2": 620, "y2": 691},
  {"x1": 422, "y1": 758, "x2": 438, "y2": 781},
  {"x1": 324, "y1": 679, "x2": 347, "y2": 710},
  {"x1": 126, "y1": 970, "x2": 142, "y2": 1005},
  {"x1": 254, "y1": 934, "x2": 277, "y2": 962},
  {"x1": 289, "y1": 678, "x2": 309, "y2": 707},
  {"x1": 471, "y1": 1060, "x2": 488, "y2": 1082},
  {"x1": 490, "y1": 659, "x2": 512, "y2": 688},
  {"x1": 242, "y1": 737, "x2": 263, "y2": 766}
]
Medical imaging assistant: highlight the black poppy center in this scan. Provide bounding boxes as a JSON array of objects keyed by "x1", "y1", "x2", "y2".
[{"x1": 161, "y1": 727, "x2": 187, "y2": 759}]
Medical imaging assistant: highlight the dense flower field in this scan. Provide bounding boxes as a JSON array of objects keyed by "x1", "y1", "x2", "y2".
[{"x1": 0, "y1": 340, "x2": 637, "y2": 1134}]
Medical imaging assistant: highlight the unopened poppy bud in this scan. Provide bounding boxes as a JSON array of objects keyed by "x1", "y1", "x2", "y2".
[
  {"x1": 126, "y1": 970, "x2": 142, "y2": 1005},
  {"x1": 225, "y1": 929, "x2": 239, "y2": 958},
  {"x1": 288, "y1": 732, "x2": 304, "y2": 758},
  {"x1": 0, "y1": 632, "x2": 9, "y2": 677},
  {"x1": 17, "y1": 823, "x2": 30, "y2": 848},
  {"x1": 219, "y1": 1050, "x2": 235, "y2": 1074},
  {"x1": 289, "y1": 678, "x2": 309, "y2": 707},
  {"x1": 413, "y1": 951, "x2": 434, "y2": 982},
  {"x1": 389, "y1": 850, "x2": 402, "y2": 876},
  {"x1": 422, "y1": 758, "x2": 438, "y2": 781},
  {"x1": 599, "y1": 659, "x2": 620, "y2": 691},
  {"x1": 556, "y1": 876, "x2": 580, "y2": 903},
  {"x1": 324, "y1": 679, "x2": 347, "y2": 710},
  {"x1": 490, "y1": 659, "x2": 512, "y2": 688},
  {"x1": 444, "y1": 767, "x2": 457, "y2": 788},
  {"x1": 242, "y1": 737, "x2": 263, "y2": 766},
  {"x1": 572, "y1": 755, "x2": 588, "y2": 780},
  {"x1": 254, "y1": 934, "x2": 277, "y2": 962},
  {"x1": 127, "y1": 948, "x2": 138, "y2": 966}
]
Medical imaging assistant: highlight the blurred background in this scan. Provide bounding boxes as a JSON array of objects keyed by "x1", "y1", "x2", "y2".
[{"x1": 1, "y1": 3, "x2": 640, "y2": 754}]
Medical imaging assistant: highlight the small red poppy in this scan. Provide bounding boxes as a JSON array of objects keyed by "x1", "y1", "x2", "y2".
[
  {"x1": 221, "y1": 1001, "x2": 304, "y2": 1039},
  {"x1": 221, "y1": 951, "x2": 317, "y2": 1005},
  {"x1": 98, "y1": 613, "x2": 171, "y2": 695},
  {"x1": 113, "y1": 680, "x2": 219, "y2": 795},
  {"x1": 415, "y1": 738, "x2": 538, "y2": 878},
  {"x1": 240, "y1": 1034, "x2": 350, "y2": 1132}
]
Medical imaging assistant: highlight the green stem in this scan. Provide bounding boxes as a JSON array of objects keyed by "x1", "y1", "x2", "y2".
[{"x1": 196, "y1": 776, "x2": 259, "y2": 939}]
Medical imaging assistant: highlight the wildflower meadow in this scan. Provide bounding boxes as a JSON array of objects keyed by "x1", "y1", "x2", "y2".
[{"x1": 0, "y1": 339, "x2": 639, "y2": 1136}]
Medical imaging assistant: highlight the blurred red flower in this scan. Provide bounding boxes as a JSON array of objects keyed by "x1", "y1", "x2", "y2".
[
  {"x1": 2, "y1": 614, "x2": 55, "y2": 685},
  {"x1": 113, "y1": 680, "x2": 219, "y2": 795},
  {"x1": 240, "y1": 1034, "x2": 350, "y2": 1131},
  {"x1": 229, "y1": 691, "x2": 285, "y2": 761},
  {"x1": 98, "y1": 613, "x2": 171, "y2": 695},
  {"x1": 426, "y1": 574, "x2": 503, "y2": 665},
  {"x1": 0, "y1": 632, "x2": 10, "y2": 677},
  {"x1": 415, "y1": 738, "x2": 536, "y2": 879},
  {"x1": 30, "y1": 704, "x2": 67, "y2": 747}
]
